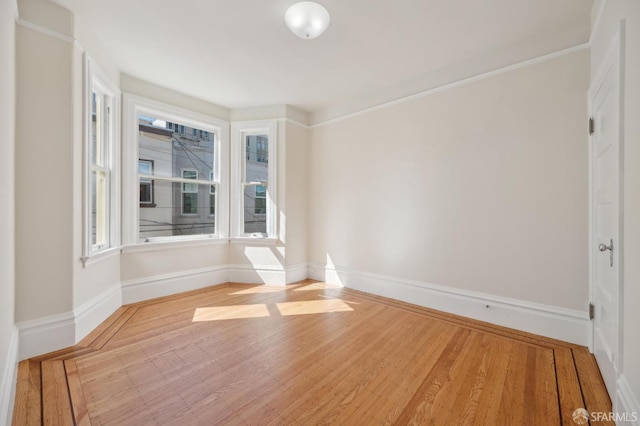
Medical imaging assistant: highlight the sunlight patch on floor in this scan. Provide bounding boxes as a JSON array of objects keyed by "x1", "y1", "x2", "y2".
[
  {"x1": 293, "y1": 283, "x2": 343, "y2": 292},
  {"x1": 230, "y1": 285, "x2": 297, "y2": 295},
  {"x1": 192, "y1": 304, "x2": 270, "y2": 321},
  {"x1": 276, "y1": 299, "x2": 354, "y2": 316}
]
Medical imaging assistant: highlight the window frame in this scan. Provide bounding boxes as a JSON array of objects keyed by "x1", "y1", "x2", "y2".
[
  {"x1": 230, "y1": 120, "x2": 278, "y2": 240},
  {"x1": 209, "y1": 171, "x2": 216, "y2": 217},
  {"x1": 82, "y1": 55, "x2": 120, "y2": 264},
  {"x1": 122, "y1": 94, "x2": 229, "y2": 245}
]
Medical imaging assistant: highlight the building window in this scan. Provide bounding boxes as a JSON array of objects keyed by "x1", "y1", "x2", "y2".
[
  {"x1": 83, "y1": 57, "x2": 119, "y2": 261},
  {"x1": 139, "y1": 159, "x2": 154, "y2": 206},
  {"x1": 231, "y1": 120, "x2": 277, "y2": 238},
  {"x1": 124, "y1": 94, "x2": 228, "y2": 243},
  {"x1": 181, "y1": 169, "x2": 198, "y2": 215}
]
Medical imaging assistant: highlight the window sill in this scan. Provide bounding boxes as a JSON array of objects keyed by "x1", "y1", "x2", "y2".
[
  {"x1": 122, "y1": 236, "x2": 229, "y2": 254},
  {"x1": 81, "y1": 246, "x2": 121, "y2": 268},
  {"x1": 229, "y1": 237, "x2": 278, "y2": 246},
  {"x1": 140, "y1": 203, "x2": 157, "y2": 208}
]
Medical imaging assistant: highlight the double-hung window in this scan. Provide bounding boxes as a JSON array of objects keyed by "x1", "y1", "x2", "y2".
[
  {"x1": 123, "y1": 95, "x2": 228, "y2": 243},
  {"x1": 231, "y1": 121, "x2": 277, "y2": 239},
  {"x1": 83, "y1": 56, "x2": 119, "y2": 262}
]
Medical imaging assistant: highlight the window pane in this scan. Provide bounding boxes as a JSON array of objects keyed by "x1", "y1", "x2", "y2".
[
  {"x1": 92, "y1": 170, "x2": 107, "y2": 246},
  {"x1": 91, "y1": 172, "x2": 96, "y2": 245},
  {"x1": 245, "y1": 135, "x2": 268, "y2": 183},
  {"x1": 91, "y1": 92, "x2": 98, "y2": 165},
  {"x1": 139, "y1": 180, "x2": 214, "y2": 238},
  {"x1": 244, "y1": 185, "x2": 266, "y2": 234},
  {"x1": 138, "y1": 114, "x2": 214, "y2": 180},
  {"x1": 94, "y1": 94, "x2": 104, "y2": 167}
]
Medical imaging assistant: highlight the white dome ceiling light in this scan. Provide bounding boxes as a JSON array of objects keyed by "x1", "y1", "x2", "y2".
[{"x1": 284, "y1": 2, "x2": 331, "y2": 40}]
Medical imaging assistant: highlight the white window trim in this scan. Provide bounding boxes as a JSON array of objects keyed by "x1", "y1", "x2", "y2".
[
  {"x1": 82, "y1": 54, "x2": 121, "y2": 266},
  {"x1": 122, "y1": 93, "x2": 229, "y2": 246},
  {"x1": 230, "y1": 120, "x2": 278, "y2": 240},
  {"x1": 209, "y1": 171, "x2": 216, "y2": 217}
]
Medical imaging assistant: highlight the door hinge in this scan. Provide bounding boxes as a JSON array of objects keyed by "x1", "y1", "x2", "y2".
[
  {"x1": 589, "y1": 302, "x2": 595, "y2": 320},
  {"x1": 589, "y1": 117, "x2": 595, "y2": 135}
]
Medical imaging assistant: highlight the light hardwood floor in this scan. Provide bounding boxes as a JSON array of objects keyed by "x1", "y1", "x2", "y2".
[{"x1": 12, "y1": 281, "x2": 611, "y2": 425}]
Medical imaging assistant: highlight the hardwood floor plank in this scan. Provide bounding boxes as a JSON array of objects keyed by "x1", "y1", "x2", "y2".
[
  {"x1": 65, "y1": 360, "x2": 91, "y2": 425},
  {"x1": 11, "y1": 361, "x2": 31, "y2": 426},
  {"x1": 573, "y1": 347, "x2": 614, "y2": 426},
  {"x1": 555, "y1": 347, "x2": 586, "y2": 425},
  {"x1": 41, "y1": 360, "x2": 74, "y2": 426},
  {"x1": 472, "y1": 339, "x2": 515, "y2": 425},
  {"x1": 394, "y1": 327, "x2": 472, "y2": 424},
  {"x1": 23, "y1": 360, "x2": 43, "y2": 426}
]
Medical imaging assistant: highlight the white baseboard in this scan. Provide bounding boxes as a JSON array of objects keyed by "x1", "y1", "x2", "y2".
[
  {"x1": 308, "y1": 263, "x2": 590, "y2": 345},
  {"x1": 17, "y1": 311, "x2": 75, "y2": 361},
  {"x1": 74, "y1": 283, "x2": 122, "y2": 342},
  {"x1": 0, "y1": 326, "x2": 18, "y2": 426},
  {"x1": 618, "y1": 375, "x2": 640, "y2": 425},
  {"x1": 121, "y1": 266, "x2": 229, "y2": 304},
  {"x1": 228, "y1": 263, "x2": 309, "y2": 286},
  {"x1": 16, "y1": 283, "x2": 124, "y2": 360},
  {"x1": 286, "y1": 263, "x2": 309, "y2": 284},
  {"x1": 229, "y1": 265, "x2": 286, "y2": 285}
]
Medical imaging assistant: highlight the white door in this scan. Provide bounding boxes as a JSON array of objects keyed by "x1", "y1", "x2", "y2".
[{"x1": 590, "y1": 24, "x2": 623, "y2": 400}]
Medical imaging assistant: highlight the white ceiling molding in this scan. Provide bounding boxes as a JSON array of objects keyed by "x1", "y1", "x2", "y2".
[
  {"x1": 589, "y1": 0, "x2": 608, "y2": 45},
  {"x1": 310, "y1": 43, "x2": 589, "y2": 128}
]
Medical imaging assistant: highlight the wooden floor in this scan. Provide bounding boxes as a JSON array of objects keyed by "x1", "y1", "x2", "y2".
[{"x1": 12, "y1": 281, "x2": 611, "y2": 425}]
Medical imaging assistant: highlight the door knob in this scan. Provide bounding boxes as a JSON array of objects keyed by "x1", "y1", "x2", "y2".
[
  {"x1": 598, "y1": 239, "x2": 613, "y2": 267},
  {"x1": 599, "y1": 242, "x2": 612, "y2": 251}
]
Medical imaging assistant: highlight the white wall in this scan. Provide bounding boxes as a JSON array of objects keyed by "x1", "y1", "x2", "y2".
[
  {"x1": 15, "y1": 21, "x2": 75, "y2": 322},
  {"x1": 284, "y1": 121, "x2": 308, "y2": 268},
  {"x1": 591, "y1": 0, "x2": 640, "y2": 415},
  {"x1": 0, "y1": 0, "x2": 17, "y2": 422},
  {"x1": 309, "y1": 50, "x2": 589, "y2": 311}
]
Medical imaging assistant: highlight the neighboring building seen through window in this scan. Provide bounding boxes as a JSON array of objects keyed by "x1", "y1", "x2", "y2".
[
  {"x1": 138, "y1": 115, "x2": 216, "y2": 239},
  {"x1": 243, "y1": 134, "x2": 268, "y2": 234}
]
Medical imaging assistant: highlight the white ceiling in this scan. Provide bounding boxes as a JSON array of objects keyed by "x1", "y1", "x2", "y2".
[{"x1": 51, "y1": 0, "x2": 593, "y2": 116}]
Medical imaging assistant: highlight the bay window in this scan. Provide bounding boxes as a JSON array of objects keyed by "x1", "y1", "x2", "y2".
[{"x1": 124, "y1": 96, "x2": 278, "y2": 246}]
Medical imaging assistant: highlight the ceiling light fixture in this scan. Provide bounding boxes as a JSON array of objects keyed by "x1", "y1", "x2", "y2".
[{"x1": 284, "y1": 2, "x2": 331, "y2": 40}]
